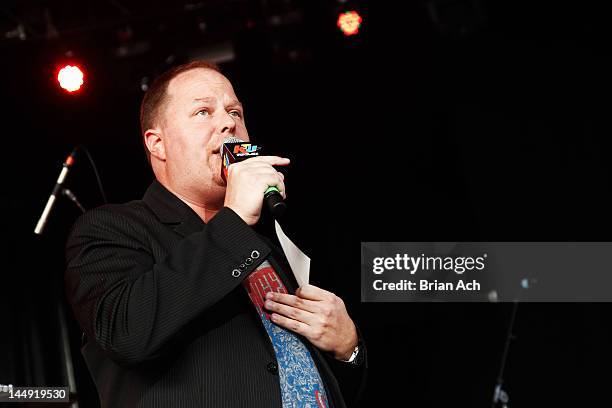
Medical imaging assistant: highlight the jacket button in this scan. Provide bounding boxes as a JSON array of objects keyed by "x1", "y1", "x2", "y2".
[
  {"x1": 231, "y1": 269, "x2": 241, "y2": 278},
  {"x1": 239, "y1": 264, "x2": 246, "y2": 270},
  {"x1": 251, "y1": 250, "x2": 260, "y2": 259},
  {"x1": 266, "y1": 361, "x2": 278, "y2": 374},
  {"x1": 244, "y1": 257, "x2": 253, "y2": 265}
]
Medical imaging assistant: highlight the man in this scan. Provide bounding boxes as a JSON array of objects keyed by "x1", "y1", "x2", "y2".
[{"x1": 65, "y1": 60, "x2": 366, "y2": 407}]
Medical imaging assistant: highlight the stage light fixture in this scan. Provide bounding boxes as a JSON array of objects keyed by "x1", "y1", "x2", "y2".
[
  {"x1": 57, "y1": 65, "x2": 84, "y2": 93},
  {"x1": 337, "y1": 10, "x2": 362, "y2": 36}
]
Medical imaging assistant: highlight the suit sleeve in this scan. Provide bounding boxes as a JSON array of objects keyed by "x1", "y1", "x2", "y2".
[
  {"x1": 323, "y1": 323, "x2": 368, "y2": 406},
  {"x1": 65, "y1": 206, "x2": 270, "y2": 367}
]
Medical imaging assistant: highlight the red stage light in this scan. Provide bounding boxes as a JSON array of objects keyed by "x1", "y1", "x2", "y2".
[
  {"x1": 57, "y1": 65, "x2": 84, "y2": 93},
  {"x1": 337, "y1": 11, "x2": 362, "y2": 36}
]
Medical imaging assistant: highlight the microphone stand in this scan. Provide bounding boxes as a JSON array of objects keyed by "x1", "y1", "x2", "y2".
[
  {"x1": 33, "y1": 146, "x2": 104, "y2": 407},
  {"x1": 492, "y1": 300, "x2": 518, "y2": 408},
  {"x1": 491, "y1": 278, "x2": 534, "y2": 408},
  {"x1": 50, "y1": 188, "x2": 87, "y2": 408}
]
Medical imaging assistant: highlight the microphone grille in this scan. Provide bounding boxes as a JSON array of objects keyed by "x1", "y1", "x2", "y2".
[{"x1": 223, "y1": 136, "x2": 245, "y2": 143}]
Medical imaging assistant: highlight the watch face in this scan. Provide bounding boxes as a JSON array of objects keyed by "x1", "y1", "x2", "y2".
[
  {"x1": 347, "y1": 346, "x2": 358, "y2": 362},
  {"x1": 351, "y1": 345, "x2": 364, "y2": 365}
]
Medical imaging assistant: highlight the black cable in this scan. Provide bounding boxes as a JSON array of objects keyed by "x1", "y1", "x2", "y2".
[{"x1": 77, "y1": 145, "x2": 108, "y2": 204}]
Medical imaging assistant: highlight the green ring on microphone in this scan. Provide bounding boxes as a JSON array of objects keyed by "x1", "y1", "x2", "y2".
[{"x1": 264, "y1": 186, "x2": 281, "y2": 196}]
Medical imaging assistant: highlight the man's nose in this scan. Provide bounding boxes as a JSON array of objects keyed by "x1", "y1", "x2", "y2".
[{"x1": 219, "y1": 111, "x2": 237, "y2": 135}]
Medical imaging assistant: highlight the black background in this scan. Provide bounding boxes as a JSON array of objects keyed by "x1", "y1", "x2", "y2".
[{"x1": 2, "y1": 0, "x2": 612, "y2": 406}]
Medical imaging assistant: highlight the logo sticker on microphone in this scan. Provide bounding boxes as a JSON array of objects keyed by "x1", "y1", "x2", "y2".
[{"x1": 233, "y1": 143, "x2": 261, "y2": 156}]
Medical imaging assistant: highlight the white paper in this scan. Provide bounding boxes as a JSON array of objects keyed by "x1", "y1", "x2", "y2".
[{"x1": 274, "y1": 220, "x2": 310, "y2": 287}]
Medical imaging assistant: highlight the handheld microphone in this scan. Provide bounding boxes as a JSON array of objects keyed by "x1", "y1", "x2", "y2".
[
  {"x1": 221, "y1": 136, "x2": 287, "y2": 218},
  {"x1": 34, "y1": 148, "x2": 78, "y2": 235}
]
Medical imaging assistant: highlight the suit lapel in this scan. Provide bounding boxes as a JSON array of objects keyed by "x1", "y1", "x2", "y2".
[{"x1": 142, "y1": 180, "x2": 205, "y2": 237}]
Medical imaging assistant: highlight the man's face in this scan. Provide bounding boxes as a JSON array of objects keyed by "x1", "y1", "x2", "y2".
[{"x1": 157, "y1": 68, "x2": 249, "y2": 205}]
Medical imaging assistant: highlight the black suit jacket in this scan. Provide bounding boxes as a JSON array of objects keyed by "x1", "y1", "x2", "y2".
[{"x1": 65, "y1": 180, "x2": 366, "y2": 408}]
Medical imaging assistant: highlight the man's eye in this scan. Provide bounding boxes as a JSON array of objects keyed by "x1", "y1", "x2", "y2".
[
  {"x1": 196, "y1": 109, "x2": 209, "y2": 117},
  {"x1": 229, "y1": 110, "x2": 242, "y2": 118}
]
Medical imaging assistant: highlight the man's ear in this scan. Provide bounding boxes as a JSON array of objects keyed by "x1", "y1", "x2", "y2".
[{"x1": 144, "y1": 129, "x2": 166, "y2": 161}]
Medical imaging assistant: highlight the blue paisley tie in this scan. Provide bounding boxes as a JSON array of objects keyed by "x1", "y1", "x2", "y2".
[{"x1": 243, "y1": 260, "x2": 330, "y2": 408}]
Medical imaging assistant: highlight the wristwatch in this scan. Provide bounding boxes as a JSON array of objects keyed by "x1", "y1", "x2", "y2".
[
  {"x1": 343, "y1": 345, "x2": 360, "y2": 363},
  {"x1": 341, "y1": 341, "x2": 364, "y2": 365}
]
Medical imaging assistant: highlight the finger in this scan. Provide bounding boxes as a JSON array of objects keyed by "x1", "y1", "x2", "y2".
[
  {"x1": 233, "y1": 162, "x2": 286, "y2": 182},
  {"x1": 264, "y1": 300, "x2": 316, "y2": 325},
  {"x1": 253, "y1": 169, "x2": 285, "y2": 184},
  {"x1": 231, "y1": 165, "x2": 285, "y2": 179},
  {"x1": 241, "y1": 168, "x2": 285, "y2": 177},
  {"x1": 266, "y1": 292, "x2": 319, "y2": 313},
  {"x1": 228, "y1": 166, "x2": 275, "y2": 178},
  {"x1": 243, "y1": 156, "x2": 290, "y2": 166},
  {"x1": 295, "y1": 284, "x2": 336, "y2": 302},
  {"x1": 270, "y1": 313, "x2": 310, "y2": 336},
  {"x1": 234, "y1": 162, "x2": 279, "y2": 170},
  {"x1": 228, "y1": 168, "x2": 282, "y2": 188},
  {"x1": 274, "y1": 174, "x2": 286, "y2": 199},
  {"x1": 237, "y1": 168, "x2": 284, "y2": 186}
]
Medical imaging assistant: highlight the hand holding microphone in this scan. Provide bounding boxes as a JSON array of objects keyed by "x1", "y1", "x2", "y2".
[{"x1": 221, "y1": 136, "x2": 289, "y2": 225}]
